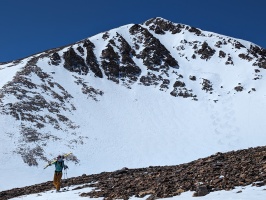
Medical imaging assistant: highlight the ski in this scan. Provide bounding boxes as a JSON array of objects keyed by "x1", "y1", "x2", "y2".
[{"x1": 44, "y1": 152, "x2": 72, "y2": 169}]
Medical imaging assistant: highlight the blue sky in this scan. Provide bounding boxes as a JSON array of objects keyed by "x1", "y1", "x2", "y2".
[{"x1": 0, "y1": 0, "x2": 265, "y2": 62}]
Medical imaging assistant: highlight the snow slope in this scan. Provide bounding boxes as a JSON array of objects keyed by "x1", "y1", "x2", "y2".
[{"x1": 0, "y1": 17, "x2": 266, "y2": 193}]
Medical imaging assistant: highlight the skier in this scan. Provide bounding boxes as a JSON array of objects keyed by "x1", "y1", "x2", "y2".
[{"x1": 49, "y1": 155, "x2": 69, "y2": 192}]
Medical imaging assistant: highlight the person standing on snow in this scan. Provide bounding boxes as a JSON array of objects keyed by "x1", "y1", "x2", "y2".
[{"x1": 49, "y1": 155, "x2": 68, "y2": 192}]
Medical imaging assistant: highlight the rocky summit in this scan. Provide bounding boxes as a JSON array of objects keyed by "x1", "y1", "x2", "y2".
[{"x1": 0, "y1": 17, "x2": 266, "y2": 191}]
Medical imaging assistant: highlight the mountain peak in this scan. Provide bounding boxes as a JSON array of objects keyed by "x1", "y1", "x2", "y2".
[
  {"x1": 1, "y1": 17, "x2": 266, "y2": 190},
  {"x1": 143, "y1": 17, "x2": 188, "y2": 35},
  {"x1": 144, "y1": 17, "x2": 172, "y2": 24}
]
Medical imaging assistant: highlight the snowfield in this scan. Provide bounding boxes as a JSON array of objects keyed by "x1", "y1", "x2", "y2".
[{"x1": 1, "y1": 17, "x2": 266, "y2": 199}]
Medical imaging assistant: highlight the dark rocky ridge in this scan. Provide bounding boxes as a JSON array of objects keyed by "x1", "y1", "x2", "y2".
[
  {"x1": 63, "y1": 47, "x2": 88, "y2": 74},
  {"x1": 100, "y1": 33, "x2": 141, "y2": 87},
  {"x1": 144, "y1": 17, "x2": 190, "y2": 35},
  {"x1": 83, "y1": 39, "x2": 103, "y2": 78},
  {"x1": 128, "y1": 23, "x2": 179, "y2": 90},
  {"x1": 1, "y1": 146, "x2": 266, "y2": 199}
]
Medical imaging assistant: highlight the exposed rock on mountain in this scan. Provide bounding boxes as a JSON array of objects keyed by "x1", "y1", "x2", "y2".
[
  {"x1": 144, "y1": 17, "x2": 185, "y2": 34},
  {"x1": 63, "y1": 47, "x2": 88, "y2": 74},
  {"x1": 83, "y1": 39, "x2": 103, "y2": 77},
  {"x1": 196, "y1": 41, "x2": 216, "y2": 60}
]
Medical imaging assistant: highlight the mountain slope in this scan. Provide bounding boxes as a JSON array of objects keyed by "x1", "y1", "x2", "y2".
[
  {"x1": 0, "y1": 17, "x2": 266, "y2": 190},
  {"x1": 2, "y1": 145, "x2": 266, "y2": 199}
]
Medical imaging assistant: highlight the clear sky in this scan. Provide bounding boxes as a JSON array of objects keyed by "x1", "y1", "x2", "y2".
[{"x1": 0, "y1": 0, "x2": 265, "y2": 62}]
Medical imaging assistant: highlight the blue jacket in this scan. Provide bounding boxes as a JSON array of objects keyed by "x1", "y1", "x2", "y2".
[{"x1": 53, "y1": 159, "x2": 66, "y2": 172}]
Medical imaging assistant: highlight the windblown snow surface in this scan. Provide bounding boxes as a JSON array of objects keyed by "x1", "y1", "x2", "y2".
[{"x1": 1, "y1": 18, "x2": 266, "y2": 199}]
